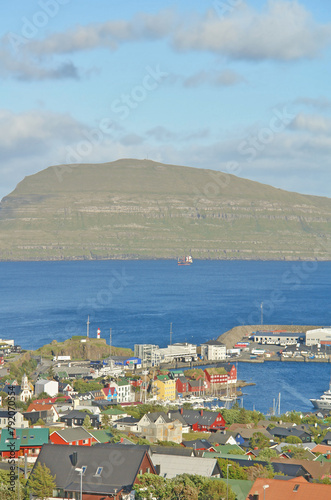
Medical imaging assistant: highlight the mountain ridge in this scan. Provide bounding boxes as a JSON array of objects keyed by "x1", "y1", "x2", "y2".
[{"x1": 1, "y1": 158, "x2": 331, "y2": 261}]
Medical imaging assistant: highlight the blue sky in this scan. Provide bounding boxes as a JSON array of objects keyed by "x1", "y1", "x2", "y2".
[{"x1": 1, "y1": 0, "x2": 331, "y2": 199}]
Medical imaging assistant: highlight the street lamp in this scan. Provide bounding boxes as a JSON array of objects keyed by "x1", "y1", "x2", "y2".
[
  {"x1": 226, "y1": 463, "x2": 232, "y2": 500},
  {"x1": 75, "y1": 467, "x2": 83, "y2": 500},
  {"x1": 263, "y1": 484, "x2": 269, "y2": 500}
]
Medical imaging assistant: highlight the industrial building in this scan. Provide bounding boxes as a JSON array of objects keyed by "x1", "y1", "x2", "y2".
[{"x1": 306, "y1": 328, "x2": 331, "y2": 346}]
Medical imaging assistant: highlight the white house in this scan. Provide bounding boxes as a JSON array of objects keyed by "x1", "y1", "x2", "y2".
[
  {"x1": 35, "y1": 379, "x2": 59, "y2": 397},
  {"x1": 0, "y1": 410, "x2": 29, "y2": 429}
]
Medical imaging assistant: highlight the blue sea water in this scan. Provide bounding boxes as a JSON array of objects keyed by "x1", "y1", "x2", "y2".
[{"x1": 0, "y1": 259, "x2": 331, "y2": 413}]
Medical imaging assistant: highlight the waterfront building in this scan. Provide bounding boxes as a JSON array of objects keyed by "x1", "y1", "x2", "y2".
[
  {"x1": 153, "y1": 374, "x2": 176, "y2": 401},
  {"x1": 134, "y1": 344, "x2": 160, "y2": 366},
  {"x1": 201, "y1": 340, "x2": 227, "y2": 361},
  {"x1": 252, "y1": 330, "x2": 304, "y2": 345},
  {"x1": 157, "y1": 342, "x2": 198, "y2": 363},
  {"x1": 204, "y1": 363, "x2": 237, "y2": 386},
  {"x1": 306, "y1": 328, "x2": 331, "y2": 346}
]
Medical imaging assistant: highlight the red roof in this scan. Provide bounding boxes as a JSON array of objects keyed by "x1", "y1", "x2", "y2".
[
  {"x1": 247, "y1": 477, "x2": 331, "y2": 500},
  {"x1": 27, "y1": 403, "x2": 57, "y2": 413}
]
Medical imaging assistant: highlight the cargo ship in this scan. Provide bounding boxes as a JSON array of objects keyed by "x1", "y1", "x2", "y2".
[{"x1": 177, "y1": 255, "x2": 193, "y2": 266}]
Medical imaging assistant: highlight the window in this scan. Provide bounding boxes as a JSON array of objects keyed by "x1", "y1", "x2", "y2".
[{"x1": 94, "y1": 467, "x2": 103, "y2": 476}]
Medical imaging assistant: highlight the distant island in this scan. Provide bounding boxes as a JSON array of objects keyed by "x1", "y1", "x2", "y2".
[{"x1": 1, "y1": 158, "x2": 331, "y2": 261}]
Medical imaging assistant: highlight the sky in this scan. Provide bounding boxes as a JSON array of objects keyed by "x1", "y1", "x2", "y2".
[{"x1": 1, "y1": 0, "x2": 331, "y2": 200}]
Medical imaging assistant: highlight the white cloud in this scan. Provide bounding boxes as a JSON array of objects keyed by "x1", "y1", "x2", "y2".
[
  {"x1": 290, "y1": 113, "x2": 331, "y2": 133},
  {"x1": 183, "y1": 69, "x2": 244, "y2": 87},
  {"x1": 174, "y1": 1, "x2": 331, "y2": 61}
]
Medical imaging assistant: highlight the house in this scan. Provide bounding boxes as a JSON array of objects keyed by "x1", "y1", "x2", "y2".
[
  {"x1": 112, "y1": 356, "x2": 142, "y2": 369},
  {"x1": 208, "y1": 431, "x2": 238, "y2": 446},
  {"x1": 151, "y1": 454, "x2": 222, "y2": 479},
  {"x1": 102, "y1": 379, "x2": 132, "y2": 403},
  {"x1": 0, "y1": 410, "x2": 28, "y2": 429},
  {"x1": 176, "y1": 375, "x2": 189, "y2": 394},
  {"x1": 138, "y1": 412, "x2": 182, "y2": 443},
  {"x1": 169, "y1": 408, "x2": 226, "y2": 432},
  {"x1": 201, "y1": 340, "x2": 227, "y2": 361},
  {"x1": 182, "y1": 438, "x2": 216, "y2": 451},
  {"x1": 60, "y1": 410, "x2": 99, "y2": 428},
  {"x1": 187, "y1": 379, "x2": 204, "y2": 394},
  {"x1": 50, "y1": 427, "x2": 98, "y2": 446},
  {"x1": 35, "y1": 379, "x2": 59, "y2": 397},
  {"x1": 0, "y1": 427, "x2": 49, "y2": 460},
  {"x1": 101, "y1": 407, "x2": 128, "y2": 422},
  {"x1": 23, "y1": 409, "x2": 57, "y2": 426},
  {"x1": 204, "y1": 363, "x2": 237, "y2": 386},
  {"x1": 150, "y1": 445, "x2": 194, "y2": 457},
  {"x1": 321, "y1": 431, "x2": 331, "y2": 446},
  {"x1": 247, "y1": 477, "x2": 331, "y2": 500},
  {"x1": 234, "y1": 428, "x2": 274, "y2": 447},
  {"x1": 31, "y1": 443, "x2": 156, "y2": 499},
  {"x1": 269, "y1": 426, "x2": 312, "y2": 443},
  {"x1": 270, "y1": 458, "x2": 331, "y2": 481},
  {"x1": 113, "y1": 416, "x2": 139, "y2": 432},
  {"x1": 58, "y1": 382, "x2": 75, "y2": 396},
  {"x1": 26, "y1": 402, "x2": 59, "y2": 423},
  {"x1": 153, "y1": 375, "x2": 176, "y2": 401}
]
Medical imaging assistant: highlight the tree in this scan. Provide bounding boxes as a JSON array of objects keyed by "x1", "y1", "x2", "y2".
[
  {"x1": 246, "y1": 463, "x2": 274, "y2": 481},
  {"x1": 29, "y1": 463, "x2": 56, "y2": 500},
  {"x1": 200, "y1": 479, "x2": 236, "y2": 500},
  {"x1": 35, "y1": 418, "x2": 46, "y2": 426},
  {"x1": 217, "y1": 459, "x2": 248, "y2": 480},
  {"x1": 101, "y1": 413, "x2": 111, "y2": 428},
  {"x1": 256, "y1": 448, "x2": 278, "y2": 462},
  {"x1": 0, "y1": 469, "x2": 26, "y2": 500},
  {"x1": 249, "y1": 432, "x2": 270, "y2": 449},
  {"x1": 83, "y1": 415, "x2": 92, "y2": 429},
  {"x1": 286, "y1": 435, "x2": 302, "y2": 444}
]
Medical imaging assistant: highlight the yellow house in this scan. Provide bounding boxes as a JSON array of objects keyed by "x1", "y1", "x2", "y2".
[{"x1": 154, "y1": 375, "x2": 176, "y2": 401}]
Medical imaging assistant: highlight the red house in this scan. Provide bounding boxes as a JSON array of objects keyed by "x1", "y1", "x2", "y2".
[
  {"x1": 204, "y1": 363, "x2": 237, "y2": 385},
  {"x1": 0, "y1": 428, "x2": 49, "y2": 459},
  {"x1": 176, "y1": 376, "x2": 189, "y2": 394},
  {"x1": 50, "y1": 427, "x2": 97, "y2": 446}
]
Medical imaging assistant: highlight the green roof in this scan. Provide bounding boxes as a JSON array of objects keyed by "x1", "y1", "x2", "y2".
[
  {"x1": 0, "y1": 428, "x2": 49, "y2": 451},
  {"x1": 117, "y1": 378, "x2": 130, "y2": 386},
  {"x1": 219, "y1": 479, "x2": 254, "y2": 500},
  {"x1": 101, "y1": 407, "x2": 126, "y2": 415},
  {"x1": 203, "y1": 452, "x2": 250, "y2": 461},
  {"x1": 212, "y1": 444, "x2": 244, "y2": 454},
  {"x1": 89, "y1": 430, "x2": 113, "y2": 443},
  {"x1": 156, "y1": 375, "x2": 169, "y2": 381}
]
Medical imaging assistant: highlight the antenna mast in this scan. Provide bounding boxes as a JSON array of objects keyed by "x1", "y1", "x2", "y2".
[
  {"x1": 261, "y1": 302, "x2": 263, "y2": 326},
  {"x1": 109, "y1": 328, "x2": 112, "y2": 358},
  {"x1": 170, "y1": 322, "x2": 173, "y2": 345},
  {"x1": 87, "y1": 315, "x2": 90, "y2": 338}
]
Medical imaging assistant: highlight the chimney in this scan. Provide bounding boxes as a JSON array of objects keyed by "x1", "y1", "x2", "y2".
[
  {"x1": 200, "y1": 409, "x2": 203, "y2": 416},
  {"x1": 180, "y1": 408, "x2": 183, "y2": 415},
  {"x1": 13, "y1": 429, "x2": 17, "y2": 439},
  {"x1": 252, "y1": 493, "x2": 259, "y2": 500},
  {"x1": 327, "y1": 453, "x2": 331, "y2": 460}
]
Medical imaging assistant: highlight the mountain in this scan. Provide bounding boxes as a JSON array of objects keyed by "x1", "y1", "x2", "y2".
[{"x1": 1, "y1": 158, "x2": 331, "y2": 261}]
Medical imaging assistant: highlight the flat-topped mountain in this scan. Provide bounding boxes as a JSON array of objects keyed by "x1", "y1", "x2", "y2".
[{"x1": 1, "y1": 158, "x2": 331, "y2": 261}]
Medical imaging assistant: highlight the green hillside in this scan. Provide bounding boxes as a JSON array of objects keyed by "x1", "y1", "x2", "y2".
[{"x1": 0, "y1": 158, "x2": 331, "y2": 261}]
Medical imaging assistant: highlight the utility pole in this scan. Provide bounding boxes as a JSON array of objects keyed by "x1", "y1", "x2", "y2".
[
  {"x1": 109, "y1": 328, "x2": 112, "y2": 358},
  {"x1": 86, "y1": 315, "x2": 90, "y2": 338}
]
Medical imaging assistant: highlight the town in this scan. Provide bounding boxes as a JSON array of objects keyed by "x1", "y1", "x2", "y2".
[{"x1": 1, "y1": 329, "x2": 331, "y2": 499}]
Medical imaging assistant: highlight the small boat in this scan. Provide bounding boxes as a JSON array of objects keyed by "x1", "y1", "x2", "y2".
[{"x1": 178, "y1": 255, "x2": 193, "y2": 266}]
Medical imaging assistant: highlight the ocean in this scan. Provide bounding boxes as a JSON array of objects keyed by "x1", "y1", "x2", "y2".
[{"x1": 1, "y1": 259, "x2": 331, "y2": 413}]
